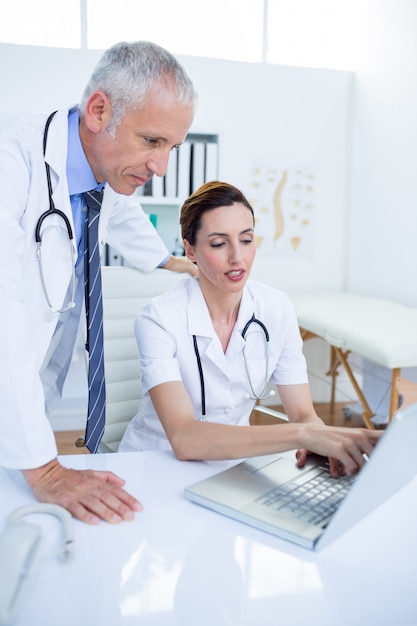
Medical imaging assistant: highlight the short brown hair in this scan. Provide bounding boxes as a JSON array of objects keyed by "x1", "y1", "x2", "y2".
[{"x1": 180, "y1": 181, "x2": 254, "y2": 245}]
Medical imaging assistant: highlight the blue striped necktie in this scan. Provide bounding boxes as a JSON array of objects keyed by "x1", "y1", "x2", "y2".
[{"x1": 82, "y1": 190, "x2": 106, "y2": 453}]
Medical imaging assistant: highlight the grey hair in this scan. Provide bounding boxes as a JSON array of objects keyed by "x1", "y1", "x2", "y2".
[{"x1": 79, "y1": 41, "x2": 196, "y2": 134}]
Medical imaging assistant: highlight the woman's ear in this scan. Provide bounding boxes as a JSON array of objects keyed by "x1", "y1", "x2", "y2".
[
  {"x1": 83, "y1": 91, "x2": 112, "y2": 133},
  {"x1": 183, "y1": 239, "x2": 196, "y2": 262}
]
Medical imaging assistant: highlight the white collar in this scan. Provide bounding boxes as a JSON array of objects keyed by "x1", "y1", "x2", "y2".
[{"x1": 186, "y1": 277, "x2": 255, "y2": 340}]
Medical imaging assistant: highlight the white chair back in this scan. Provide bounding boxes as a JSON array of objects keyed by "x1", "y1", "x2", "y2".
[{"x1": 99, "y1": 266, "x2": 188, "y2": 452}]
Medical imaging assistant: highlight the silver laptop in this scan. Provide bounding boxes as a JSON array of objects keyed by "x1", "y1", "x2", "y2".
[{"x1": 185, "y1": 402, "x2": 417, "y2": 550}]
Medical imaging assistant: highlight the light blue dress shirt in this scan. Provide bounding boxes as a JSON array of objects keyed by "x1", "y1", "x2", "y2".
[{"x1": 67, "y1": 108, "x2": 103, "y2": 262}]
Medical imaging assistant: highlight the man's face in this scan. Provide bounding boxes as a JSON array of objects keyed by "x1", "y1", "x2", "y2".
[{"x1": 83, "y1": 86, "x2": 194, "y2": 195}]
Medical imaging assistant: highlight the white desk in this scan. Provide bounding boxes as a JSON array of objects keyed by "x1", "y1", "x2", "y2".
[{"x1": 2, "y1": 451, "x2": 417, "y2": 626}]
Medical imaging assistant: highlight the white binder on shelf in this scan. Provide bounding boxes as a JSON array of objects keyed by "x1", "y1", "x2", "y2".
[
  {"x1": 177, "y1": 141, "x2": 192, "y2": 201},
  {"x1": 191, "y1": 142, "x2": 205, "y2": 193},
  {"x1": 205, "y1": 141, "x2": 219, "y2": 183},
  {"x1": 163, "y1": 148, "x2": 178, "y2": 197},
  {"x1": 152, "y1": 174, "x2": 164, "y2": 198}
]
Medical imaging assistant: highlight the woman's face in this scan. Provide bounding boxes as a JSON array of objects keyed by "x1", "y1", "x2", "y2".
[{"x1": 184, "y1": 202, "x2": 256, "y2": 296}]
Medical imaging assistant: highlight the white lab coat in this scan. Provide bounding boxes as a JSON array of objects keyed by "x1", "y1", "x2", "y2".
[
  {"x1": 0, "y1": 107, "x2": 169, "y2": 468},
  {"x1": 119, "y1": 277, "x2": 308, "y2": 452}
]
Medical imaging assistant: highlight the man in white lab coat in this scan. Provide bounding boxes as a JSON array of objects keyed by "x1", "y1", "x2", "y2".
[{"x1": 0, "y1": 41, "x2": 196, "y2": 524}]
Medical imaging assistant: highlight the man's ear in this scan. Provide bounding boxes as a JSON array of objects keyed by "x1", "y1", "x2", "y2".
[{"x1": 83, "y1": 90, "x2": 112, "y2": 133}]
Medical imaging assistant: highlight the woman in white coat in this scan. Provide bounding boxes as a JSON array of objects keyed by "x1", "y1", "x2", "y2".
[
  {"x1": 0, "y1": 41, "x2": 196, "y2": 524},
  {"x1": 120, "y1": 181, "x2": 382, "y2": 476}
]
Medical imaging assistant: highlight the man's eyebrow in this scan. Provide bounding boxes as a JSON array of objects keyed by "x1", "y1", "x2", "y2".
[
  {"x1": 140, "y1": 133, "x2": 166, "y2": 141},
  {"x1": 137, "y1": 128, "x2": 166, "y2": 139},
  {"x1": 140, "y1": 128, "x2": 187, "y2": 144}
]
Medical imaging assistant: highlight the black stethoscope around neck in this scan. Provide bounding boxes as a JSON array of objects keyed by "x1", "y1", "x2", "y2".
[
  {"x1": 36, "y1": 111, "x2": 76, "y2": 314},
  {"x1": 192, "y1": 314, "x2": 273, "y2": 420}
]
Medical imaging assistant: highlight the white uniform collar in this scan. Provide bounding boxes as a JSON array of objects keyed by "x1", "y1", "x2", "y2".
[{"x1": 186, "y1": 277, "x2": 255, "y2": 339}]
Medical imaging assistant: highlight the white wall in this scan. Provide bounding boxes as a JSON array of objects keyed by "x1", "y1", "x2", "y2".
[
  {"x1": 348, "y1": 0, "x2": 417, "y2": 307},
  {"x1": 0, "y1": 43, "x2": 352, "y2": 294},
  {"x1": 346, "y1": 0, "x2": 417, "y2": 397},
  {"x1": 0, "y1": 44, "x2": 103, "y2": 112},
  {"x1": 181, "y1": 56, "x2": 353, "y2": 292}
]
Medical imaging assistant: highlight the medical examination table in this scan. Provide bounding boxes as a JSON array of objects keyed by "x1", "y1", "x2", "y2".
[{"x1": 288, "y1": 292, "x2": 417, "y2": 429}]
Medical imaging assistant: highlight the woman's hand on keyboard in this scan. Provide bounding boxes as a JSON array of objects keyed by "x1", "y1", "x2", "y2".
[{"x1": 295, "y1": 425, "x2": 384, "y2": 478}]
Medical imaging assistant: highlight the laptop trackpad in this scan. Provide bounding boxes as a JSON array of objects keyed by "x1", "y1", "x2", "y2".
[
  {"x1": 241, "y1": 453, "x2": 301, "y2": 482},
  {"x1": 186, "y1": 454, "x2": 306, "y2": 511}
]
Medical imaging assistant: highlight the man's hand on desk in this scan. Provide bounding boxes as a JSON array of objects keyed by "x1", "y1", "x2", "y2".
[{"x1": 22, "y1": 459, "x2": 142, "y2": 524}]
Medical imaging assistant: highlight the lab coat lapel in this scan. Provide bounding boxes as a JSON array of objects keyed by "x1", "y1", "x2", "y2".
[
  {"x1": 186, "y1": 280, "x2": 256, "y2": 376},
  {"x1": 186, "y1": 279, "x2": 229, "y2": 374},
  {"x1": 227, "y1": 285, "x2": 255, "y2": 354}
]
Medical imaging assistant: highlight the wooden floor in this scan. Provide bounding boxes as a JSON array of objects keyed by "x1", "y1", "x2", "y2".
[{"x1": 55, "y1": 377, "x2": 417, "y2": 455}]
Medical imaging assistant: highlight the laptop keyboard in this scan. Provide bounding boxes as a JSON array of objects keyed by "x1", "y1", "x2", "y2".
[{"x1": 256, "y1": 465, "x2": 356, "y2": 526}]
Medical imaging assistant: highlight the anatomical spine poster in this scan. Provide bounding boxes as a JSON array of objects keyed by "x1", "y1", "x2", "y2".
[{"x1": 247, "y1": 163, "x2": 317, "y2": 258}]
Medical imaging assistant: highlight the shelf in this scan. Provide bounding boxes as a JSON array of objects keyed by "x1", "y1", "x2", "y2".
[{"x1": 138, "y1": 196, "x2": 180, "y2": 207}]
